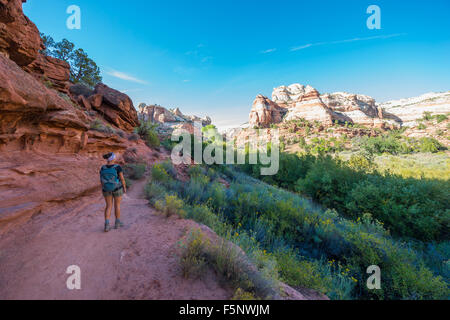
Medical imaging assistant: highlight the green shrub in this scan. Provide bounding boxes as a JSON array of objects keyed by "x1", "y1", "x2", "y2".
[
  {"x1": 178, "y1": 165, "x2": 449, "y2": 299},
  {"x1": 135, "y1": 121, "x2": 160, "y2": 148},
  {"x1": 155, "y1": 194, "x2": 186, "y2": 218},
  {"x1": 209, "y1": 239, "x2": 255, "y2": 293},
  {"x1": 418, "y1": 123, "x2": 427, "y2": 130},
  {"x1": 185, "y1": 205, "x2": 222, "y2": 229},
  {"x1": 156, "y1": 155, "x2": 449, "y2": 299},
  {"x1": 357, "y1": 134, "x2": 404, "y2": 155},
  {"x1": 418, "y1": 137, "x2": 444, "y2": 153},
  {"x1": 178, "y1": 229, "x2": 209, "y2": 279},
  {"x1": 232, "y1": 288, "x2": 259, "y2": 300},
  {"x1": 144, "y1": 182, "x2": 167, "y2": 205},
  {"x1": 347, "y1": 154, "x2": 374, "y2": 171},
  {"x1": 146, "y1": 129, "x2": 160, "y2": 148},
  {"x1": 293, "y1": 156, "x2": 449, "y2": 241},
  {"x1": 151, "y1": 164, "x2": 171, "y2": 184},
  {"x1": 274, "y1": 251, "x2": 331, "y2": 294},
  {"x1": 161, "y1": 161, "x2": 177, "y2": 178},
  {"x1": 124, "y1": 163, "x2": 146, "y2": 180},
  {"x1": 436, "y1": 114, "x2": 448, "y2": 123}
]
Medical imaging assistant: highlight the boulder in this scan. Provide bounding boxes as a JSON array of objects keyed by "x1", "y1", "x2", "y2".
[
  {"x1": 92, "y1": 83, "x2": 140, "y2": 132},
  {"x1": 0, "y1": 0, "x2": 41, "y2": 66},
  {"x1": 23, "y1": 54, "x2": 71, "y2": 93},
  {"x1": 69, "y1": 83, "x2": 94, "y2": 98}
]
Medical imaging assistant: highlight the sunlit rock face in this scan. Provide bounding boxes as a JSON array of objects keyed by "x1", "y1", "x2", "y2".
[
  {"x1": 380, "y1": 91, "x2": 450, "y2": 127},
  {"x1": 138, "y1": 104, "x2": 212, "y2": 127},
  {"x1": 250, "y1": 84, "x2": 384, "y2": 127},
  {"x1": 249, "y1": 95, "x2": 287, "y2": 128}
]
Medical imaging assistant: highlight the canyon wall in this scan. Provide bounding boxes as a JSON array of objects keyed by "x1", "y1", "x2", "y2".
[{"x1": 0, "y1": 0, "x2": 149, "y2": 235}]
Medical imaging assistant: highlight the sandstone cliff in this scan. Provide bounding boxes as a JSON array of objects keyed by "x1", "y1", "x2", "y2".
[
  {"x1": 138, "y1": 103, "x2": 212, "y2": 138},
  {"x1": 0, "y1": 0, "x2": 148, "y2": 235},
  {"x1": 249, "y1": 83, "x2": 449, "y2": 129},
  {"x1": 381, "y1": 91, "x2": 450, "y2": 127},
  {"x1": 250, "y1": 84, "x2": 384, "y2": 128},
  {"x1": 139, "y1": 103, "x2": 212, "y2": 126}
]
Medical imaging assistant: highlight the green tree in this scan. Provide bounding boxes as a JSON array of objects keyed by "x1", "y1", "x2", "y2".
[
  {"x1": 53, "y1": 39, "x2": 75, "y2": 61},
  {"x1": 70, "y1": 48, "x2": 102, "y2": 88},
  {"x1": 39, "y1": 33, "x2": 55, "y2": 56},
  {"x1": 39, "y1": 33, "x2": 102, "y2": 89}
]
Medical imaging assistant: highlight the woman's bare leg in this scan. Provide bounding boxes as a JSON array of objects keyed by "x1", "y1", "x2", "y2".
[
  {"x1": 104, "y1": 195, "x2": 113, "y2": 221},
  {"x1": 114, "y1": 196, "x2": 122, "y2": 220}
]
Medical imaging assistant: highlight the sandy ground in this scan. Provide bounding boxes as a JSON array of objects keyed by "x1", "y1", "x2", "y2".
[{"x1": 0, "y1": 176, "x2": 232, "y2": 300}]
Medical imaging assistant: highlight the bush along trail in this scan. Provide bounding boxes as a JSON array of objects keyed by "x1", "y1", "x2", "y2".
[{"x1": 145, "y1": 159, "x2": 449, "y2": 300}]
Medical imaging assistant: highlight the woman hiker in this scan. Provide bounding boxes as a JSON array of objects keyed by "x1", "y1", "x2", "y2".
[{"x1": 100, "y1": 152, "x2": 127, "y2": 232}]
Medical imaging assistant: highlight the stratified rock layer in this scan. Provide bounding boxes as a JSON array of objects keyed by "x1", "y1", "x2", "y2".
[
  {"x1": 0, "y1": 0, "x2": 41, "y2": 66},
  {"x1": 139, "y1": 104, "x2": 212, "y2": 126},
  {"x1": 251, "y1": 84, "x2": 384, "y2": 128},
  {"x1": 381, "y1": 91, "x2": 450, "y2": 127},
  {"x1": 0, "y1": 0, "x2": 149, "y2": 235},
  {"x1": 23, "y1": 54, "x2": 71, "y2": 94},
  {"x1": 250, "y1": 84, "x2": 449, "y2": 129}
]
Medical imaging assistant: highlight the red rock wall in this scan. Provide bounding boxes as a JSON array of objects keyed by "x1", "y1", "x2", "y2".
[{"x1": 0, "y1": 0, "x2": 146, "y2": 235}]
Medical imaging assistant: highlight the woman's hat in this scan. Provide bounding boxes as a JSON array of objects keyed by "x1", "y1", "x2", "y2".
[{"x1": 107, "y1": 153, "x2": 116, "y2": 162}]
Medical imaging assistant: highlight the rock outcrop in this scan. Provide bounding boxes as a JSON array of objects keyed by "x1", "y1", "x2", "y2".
[
  {"x1": 88, "y1": 83, "x2": 140, "y2": 132},
  {"x1": 381, "y1": 91, "x2": 450, "y2": 127},
  {"x1": 23, "y1": 54, "x2": 71, "y2": 94},
  {"x1": 283, "y1": 86, "x2": 339, "y2": 125},
  {"x1": 320, "y1": 92, "x2": 383, "y2": 127},
  {"x1": 0, "y1": 53, "x2": 89, "y2": 153},
  {"x1": 0, "y1": 0, "x2": 41, "y2": 66},
  {"x1": 138, "y1": 104, "x2": 212, "y2": 126},
  {"x1": 250, "y1": 83, "x2": 449, "y2": 129},
  {"x1": 140, "y1": 104, "x2": 177, "y2": 123},
  {"x1": 249, "y1": 94, "x2": 287, "y2": 127},
  {"x1": 251, "y1": 84, "x2": 384, "y2": 128}
]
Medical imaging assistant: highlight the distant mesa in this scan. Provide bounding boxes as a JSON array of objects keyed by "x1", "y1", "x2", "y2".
[
  {"x1": 138, "y1": 103, "x2": 212, "y2": 127},
  {"x1": 249, "y1": 84, "x2": 383, "y2": 128},
  {"x1": 248, "y1": 83, "x2": 450, "y2": 129}
]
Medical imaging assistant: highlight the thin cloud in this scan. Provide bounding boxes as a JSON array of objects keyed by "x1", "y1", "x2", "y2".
[
  {"x1": 120, "y1": 88, "x2": 144, "y2": 94},
  {"x1": 106, "y1": 70, "x2": 148, "y2": 84},
  {"x1": 261, "y1": 48, "x2": 277, "y2": 54},
  {"x1": 290, "y1": 33, "x2": 407, "y2": 51},
  {"x1": 290, "y1": 44, "x2": 313, "y2": 51}
]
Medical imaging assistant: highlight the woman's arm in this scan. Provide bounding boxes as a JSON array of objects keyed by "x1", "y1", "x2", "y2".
[{"x1": 119, "y1": 172, "x2": 127, "y2": 193}]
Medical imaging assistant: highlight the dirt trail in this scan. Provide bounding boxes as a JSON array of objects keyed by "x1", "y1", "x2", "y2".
[{"x1": 0, "y1": 176, "x2": 231, "y2": 300}]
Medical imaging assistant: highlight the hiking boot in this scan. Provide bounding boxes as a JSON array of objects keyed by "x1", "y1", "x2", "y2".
[
  {"x1": 115, "y1": 220, "x2": 124, "y2": 229},
  {"x1": 104, "y1": 223, "x2": 111, "y2": 233}
]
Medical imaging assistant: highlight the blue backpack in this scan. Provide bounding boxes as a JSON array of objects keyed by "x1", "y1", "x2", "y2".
[{"x1": 100, "y1": 165, "x2": 122, "y2": 192}]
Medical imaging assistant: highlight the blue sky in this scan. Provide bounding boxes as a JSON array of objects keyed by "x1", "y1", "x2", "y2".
[{"x1": 24, "y1": 0, "x2": 450, "y2": 129}]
